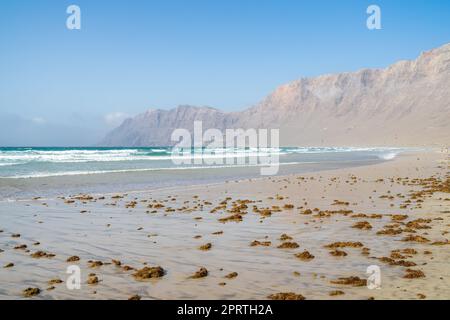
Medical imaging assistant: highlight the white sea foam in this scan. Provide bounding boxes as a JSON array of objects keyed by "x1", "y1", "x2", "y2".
[
  {"x1": 0, "y1": 147, "x2": 406, "y2": 179},
  {"x1": 2, "y1": 161, "x2": 305, "y2": 179},
  {"x1": 0, "y1": 162, "x2": 21, "y2": 167},
  {"x1": 0, "y1": 148, "x2": 284, "y2": 163},
  {"x1": 0, "y1": 147, "x2": 403, "y2": 163},
  {"x1": 378, "y1": 152, "x2": 398, "y2": 160}
]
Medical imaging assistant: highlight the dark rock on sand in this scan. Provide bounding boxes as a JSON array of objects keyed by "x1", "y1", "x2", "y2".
[
  {"x1": 199, "y1": 243, "x2": 212, "y2": 251},
  {"x1": 277, "y1": 242, "x2": 300, "y2": 249},
  {"x1": 294, "y1": 250, "x2": 315, "y2": 261},
  {"x1": 23, "y1": 287, "x2": 40, "y2": 297},
  {"x1": 268, "y1": 292, "x2": 305, "y2": 300},
  {"x1": 189, "y1": 267, "x2": 208, "y2": 279},
  {"x1": 133, "y1": 266, "x2": 165, "y2": 280},
  {"x1": 30, "y1": 251, "x2": 55, "y2": 258},
  {"x1": 330, "y1": 276, "x2": 367, "y2": 287},
  {"x1": 224, "y1": 272, "x2": 238, "y2": 279},
  {"x1": 66, "y1": 256, "x2": 80, "y2": 262}
]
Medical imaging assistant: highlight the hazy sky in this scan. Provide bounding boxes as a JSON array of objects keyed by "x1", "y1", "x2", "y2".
[{"x1": 0, "y1": 0, "x2": 449, "y2": 146}]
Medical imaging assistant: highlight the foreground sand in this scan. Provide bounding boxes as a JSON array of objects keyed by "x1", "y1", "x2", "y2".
[{"x1": 0, "y1": 150, "x2": 448, "y2": 300}]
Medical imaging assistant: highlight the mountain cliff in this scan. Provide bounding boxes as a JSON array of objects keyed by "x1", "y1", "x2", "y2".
[{"x1": 100, "y1": 43, "x2": 450, "y2": 147}]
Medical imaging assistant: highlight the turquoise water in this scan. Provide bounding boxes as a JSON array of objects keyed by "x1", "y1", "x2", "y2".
[{"x1": 0, "y1": 147, "x2": 403, "y2": 179}]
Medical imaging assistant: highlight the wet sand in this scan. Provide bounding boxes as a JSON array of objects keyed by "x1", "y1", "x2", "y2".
[
  {"x1": 0, "y1": 150, "x2": 448, "y2": 300},
  {"x1": 0, "y1": 152, "x2": 386, "y2": 200}
]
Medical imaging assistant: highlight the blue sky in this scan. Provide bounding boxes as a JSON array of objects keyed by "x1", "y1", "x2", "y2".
[{"x1": 0, "y1": 0, "x2": 449, "y2": 146}]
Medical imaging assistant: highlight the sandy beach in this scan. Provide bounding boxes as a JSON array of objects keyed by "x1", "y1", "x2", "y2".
[{"x1": 0, "y1": 150, "x2": 448, "y2": 300}]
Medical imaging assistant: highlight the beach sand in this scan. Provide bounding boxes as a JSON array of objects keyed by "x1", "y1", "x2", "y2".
[{"x1": 0, "y1": 150, "x2": 448, "y2": 300}]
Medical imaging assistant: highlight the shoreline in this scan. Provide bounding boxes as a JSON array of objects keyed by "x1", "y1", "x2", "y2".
[
  {"x1": 0, "y1": 148, "x2": 424, "y2": 202},
  {"x1": 0, "y1": 149, "x2": 418, "y2": 201},
  {"x1": 0, "y1": 149, "x2": 448, "y2": 299},
  {"x1": 0, "y1": 158, "x2": 387, "y2": 203}
]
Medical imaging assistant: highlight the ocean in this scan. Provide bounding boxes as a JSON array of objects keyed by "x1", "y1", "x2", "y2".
[
  {"x1": 0, "y1": 147, "x2": 403, "y2": 178},
  {"x1": 0, "y1": 147, "x2": 406, "y2": 199}
]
